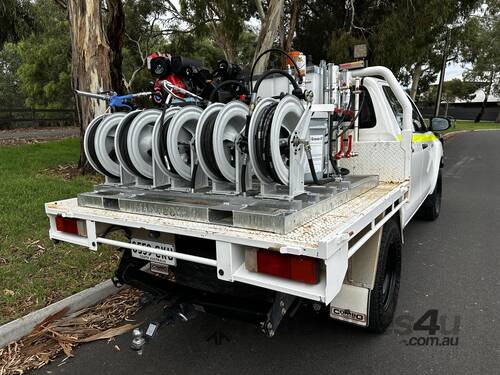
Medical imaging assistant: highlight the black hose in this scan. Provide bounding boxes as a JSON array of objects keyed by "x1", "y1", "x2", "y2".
[
  {"x1": 116, "y1": 112, "x2": 147, "y2": 179},
  {"x1": 199, "y1": 113, "x2": 225, "y2": 180},
  {"x1": 208, "y1": 80, "x2": 248, "y2": 102},
  {"x1": 240, "y1": 163, "x2": 247, "y2": 194},
  {"x1": 307, "y1": 154, "x2": 321, "y2": 185},
  {"x1": 255, "y1": 102, "x2": 280, "y2": 183},
  {"x1": 250, "y1": 48, "x2": 302, "y2": 92},
  {"x1": 158, "y1": 115, "x2": 179, "y2": 176},
  {"x1": 190, "y1": 162, "x2": 198, "y2": 189}
]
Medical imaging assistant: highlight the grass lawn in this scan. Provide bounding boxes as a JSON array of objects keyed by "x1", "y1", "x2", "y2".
[
  {"x1": 442, "y1": 120, "x2": 500, "y2": 133},
  {"x1": 0, "y1": 138, "x2": 119, "y2": 325}
]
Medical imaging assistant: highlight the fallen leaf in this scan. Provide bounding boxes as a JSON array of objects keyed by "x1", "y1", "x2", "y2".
[
  {"x1": 3, "y1": 289, "x2": 15, "y2": 296},
  {"x1": 78, "y1": 323, "x2": 140, "y2": 343}
]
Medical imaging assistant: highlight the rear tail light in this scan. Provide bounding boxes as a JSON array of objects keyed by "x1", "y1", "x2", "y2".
[
  {"x1": 245, "y1": 249, "x2": 320, "y2": 285},
  {"x1": 55, "y1": 216, "x2": 86, "y2": 236}
]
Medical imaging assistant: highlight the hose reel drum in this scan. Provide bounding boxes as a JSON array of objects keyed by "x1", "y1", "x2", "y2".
[
  {"x1": 114, "y1": 109, "x2": 161, "y2": 186},
  {"x1": 84, "y1": 112, "x2": 127, "y2": 184},
  {"x1": 249, "y1": 95, "x2": 310, "y2": 199},
  {"x1": 196, "y1": 101, "x2": 252, "y2": 194},
  {"x1": 148, "y1": 105, "x2": 210, "y2": 191}
]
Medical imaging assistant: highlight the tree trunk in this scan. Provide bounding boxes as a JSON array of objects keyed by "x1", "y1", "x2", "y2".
[
  {"x1": 106, "y1": 0, "x2": 125, "y2": 94},
  {"x1": 252, "y1": 0, "x2": 285, "y2": 74},
  {"x1": 283, "y1": 0, "x2": 300, "y2": 53},
  {"x1": 496, "y1": 109, "x2": 500, "y2": 123},
  {"x1": 474, "y1": 71, "x2": 494, "y2": 123},
  {"x1": 67, "y1": 0, "x2": 111, "y2": 169},
  {"x1": 409, "y1": 64, "x2": 423, "y2": 100}
]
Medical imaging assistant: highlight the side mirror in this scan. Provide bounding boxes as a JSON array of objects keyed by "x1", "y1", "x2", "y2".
[{"x1": 430, "y1": 117, "x2": 451, "y2": 132}]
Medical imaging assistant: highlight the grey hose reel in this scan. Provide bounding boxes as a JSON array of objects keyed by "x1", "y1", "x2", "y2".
[
  {"x1": 248, "y1": 95, "x2": 308, "y2": 199},
  {"x1": 84, "y1": 112, "x2": 127, "y2": 183},
  {"x1": 195, "y1": 101, "x2": 252, "y2": 194},
  {"x1": 114, "y1": 109, "x2": 161, "y2": 185}
]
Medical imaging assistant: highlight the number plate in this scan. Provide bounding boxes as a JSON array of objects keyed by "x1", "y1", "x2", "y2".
[{"x1": 130, "y1": 238, "x2": 176, "y2": 266}]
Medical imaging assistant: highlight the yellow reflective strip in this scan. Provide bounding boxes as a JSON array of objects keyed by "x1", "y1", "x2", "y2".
[
  {"x1": 395, "y1": 134, "x2": 437, "y2": 143},
  {"x1": 412, "y1": 134, "x2": 438, "y2": 143}
]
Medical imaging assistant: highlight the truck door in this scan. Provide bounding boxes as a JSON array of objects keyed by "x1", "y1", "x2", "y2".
[
  {"x1": 409, "y1": 99, "x2": 434, "y2": 199},
  {"x1": 382, "y1": 86, "x2": 428, "y2": 224},
  {"x1": 405, "y1": 101, "x2": 429, "y2": 220}
]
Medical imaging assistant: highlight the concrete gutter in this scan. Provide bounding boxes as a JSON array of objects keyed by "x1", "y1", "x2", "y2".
[{"x1": 0, "y1": 280, "x2": 121, "y2": 349}]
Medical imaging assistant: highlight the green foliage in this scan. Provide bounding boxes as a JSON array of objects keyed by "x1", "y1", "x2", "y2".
[
  {"x1": 419, "y1": 79, "x2": 480, "y2": 104},
  {"x1": 461, "y1": 2, "x2": 499, "y2": 97},
  {"x1": 1, "y1": 1, "x2": 72, "y2": 109},
  {"x1": 0, "y1": 42, "x2": 25, "y2": 108},
  {"x1": 295, "y1": 0, "x2": 480, "y2": 85},
  {"x1": 0, "y1": 0, "x2": 34, "y2": 47},
  {"x1": 179, "y1": 0, "x2": 255, "y2": 62}
]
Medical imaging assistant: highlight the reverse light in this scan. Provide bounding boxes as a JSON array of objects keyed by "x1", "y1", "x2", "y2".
[
  {"x1": 55, "y1": 216, "x2": 86, "y2": 236},
  {"x1": 245, "y1": 249, "x2": 320, "y2": 285}
]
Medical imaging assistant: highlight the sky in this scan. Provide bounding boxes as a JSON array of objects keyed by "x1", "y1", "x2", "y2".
[{"x1": 444, "y1": 63, "x2": 466, "y2": 81}]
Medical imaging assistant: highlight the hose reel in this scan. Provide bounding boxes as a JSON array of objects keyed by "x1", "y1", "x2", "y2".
[
  {"x1": 114, "y1": 109, "x2": 161, "y2": 186},
  {"x1": 195, "y1": 101, "x2": 252, "y2": 194},
  {"x1": 249, "y1": 95, "x2": 310, "y2": 199},
  {"x1": 151, "y1": 107, "x2": 181, "y2": 186},
  {"x1": 84, "y1": 112, "x2": 126, "y2": 183}
]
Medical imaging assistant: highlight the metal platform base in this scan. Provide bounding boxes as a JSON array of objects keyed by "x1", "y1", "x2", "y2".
[{"x1": 77, "y1": 175, "x2": 378, "y2": 234}]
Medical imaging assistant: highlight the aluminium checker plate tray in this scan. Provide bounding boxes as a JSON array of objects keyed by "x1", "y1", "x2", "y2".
[{"x1": 77, "y1": 175, "x2": 378, "y2": 235}]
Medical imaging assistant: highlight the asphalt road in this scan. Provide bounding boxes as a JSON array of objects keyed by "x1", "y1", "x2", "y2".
[{"x1": 42, "y1": 131, "x2": 500, "y2": 375}]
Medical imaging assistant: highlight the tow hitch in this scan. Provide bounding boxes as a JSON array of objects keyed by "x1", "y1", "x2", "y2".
[{"x1": 113, "y1": 248, "x2": 301, "y2": 349}]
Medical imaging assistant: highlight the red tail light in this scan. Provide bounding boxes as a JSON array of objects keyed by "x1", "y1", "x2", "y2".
[
  {"x1": 249, "y1": 249, "x2": 320, "y2": 284},
  {"x1": 55, "y1": 216, "x2": 85, "y2": 236}
]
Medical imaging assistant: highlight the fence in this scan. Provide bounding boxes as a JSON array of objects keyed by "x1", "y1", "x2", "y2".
[
  {"x1": 0, "y1": 108, "x2": 77, "y2": 130},
  {"x1": 417, "y1": 102, "x2": 499, "y2": 122}
]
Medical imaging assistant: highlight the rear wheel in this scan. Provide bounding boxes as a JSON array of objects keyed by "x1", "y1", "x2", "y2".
[
  {"x1": 419, "y1": 171, "x2": 442, "y2": 221},
  {"x1": 367, "y1": 218, "x2": 402, "y2": 333}
]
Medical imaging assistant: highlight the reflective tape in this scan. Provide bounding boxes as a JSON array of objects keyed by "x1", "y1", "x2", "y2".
[{"x1": 396, "y1": 133, "x2": 438, "y2": 143}]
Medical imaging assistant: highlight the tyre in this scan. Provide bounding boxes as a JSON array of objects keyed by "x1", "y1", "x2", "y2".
[
  {"x1": 367, "y1": 218, "x2": 402, "y2": 333},
  {"x1": 419, "y1": 171, "x2": 442, "y2": 221}
]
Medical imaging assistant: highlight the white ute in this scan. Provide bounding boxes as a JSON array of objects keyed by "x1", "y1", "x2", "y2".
[{"x1": 45, "y1": 62, "x2": 451, "y2": 336}]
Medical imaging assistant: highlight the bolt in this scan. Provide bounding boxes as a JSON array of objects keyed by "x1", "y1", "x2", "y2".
[
  {"x1": 279, "y1": 300, "x2": 285, "y2": 308},
  {"x1": 281, "y1": 308, "x2": 287, "y2": 316},
  {"x1": 266, "y1": 322, "x2": 273, "y2": 330},
  {"x1": 312, "y1": 303, "x2": 322, "y2": 312},
  {"x1": 218, "y1": 269, "x2": 224, "y2": 276},
  {"x1": 268, "y1": 329, "x2": 275, "y2": 337}
]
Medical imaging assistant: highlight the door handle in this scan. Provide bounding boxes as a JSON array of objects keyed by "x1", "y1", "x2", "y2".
[{"x1": 422, "y1": 143, "x2": 429, "y2": 149}]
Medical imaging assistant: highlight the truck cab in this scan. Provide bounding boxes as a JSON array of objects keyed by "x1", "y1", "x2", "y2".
[{"x1": 355, "y1": 77, "x2": 446, "y2": 224}]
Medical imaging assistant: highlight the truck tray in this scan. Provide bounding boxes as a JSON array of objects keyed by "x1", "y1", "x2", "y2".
[{"x1": 77, "y1": 175, "x2": 378, "y2": 234}]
